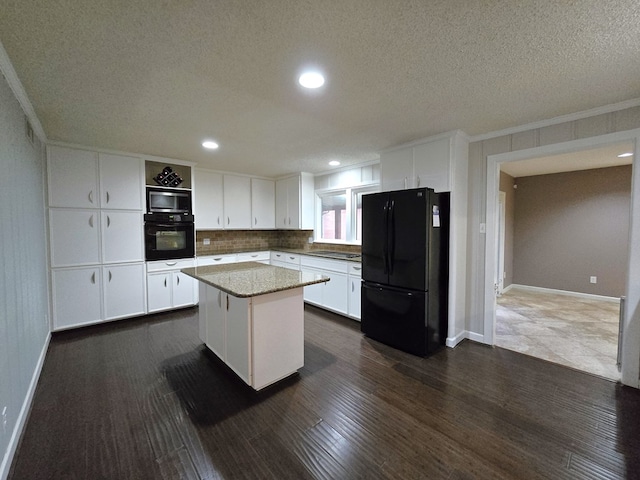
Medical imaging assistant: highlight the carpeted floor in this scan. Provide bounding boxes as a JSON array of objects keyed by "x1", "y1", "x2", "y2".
[{"x1": 496, "y1": 286, "x2": 621, "y2": 381}]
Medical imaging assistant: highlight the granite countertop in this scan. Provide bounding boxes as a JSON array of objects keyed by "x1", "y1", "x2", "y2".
[
  {"x1": 182, "y1": 262, "x2": 329, "y2": 298},
  {"x1": 272, "y1": 248, "x2": 362, "y2": 262}
]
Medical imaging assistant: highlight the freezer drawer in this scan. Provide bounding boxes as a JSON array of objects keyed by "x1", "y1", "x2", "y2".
[{"x1": 361, "y1": 283, "x2": 427, "y2": 356}]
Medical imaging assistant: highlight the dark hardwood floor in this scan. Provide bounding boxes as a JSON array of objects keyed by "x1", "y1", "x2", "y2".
[{"x1": 9, "y1": 305, "x2": 640, "y2": 479}]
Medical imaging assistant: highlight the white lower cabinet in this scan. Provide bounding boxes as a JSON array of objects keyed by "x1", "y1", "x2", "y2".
[
  {"x1": 51, "y1": 263, "x2": 145, "y2": 330},
  {"x1": 199, "y1": 282, "x2": 304, "y2": 390},
  {"x1": 300, "y1": 256, "x2": 349, "y2": 316},
  {"x1": 52, "y1": 266, "x2": 102, "y2": 330},
  {"x1": 348, "y1": 263, "x2": 362, "y2": 320},
  {"x1": 270, "y1": 251, "x2": 301, "y2": 270},
  {"x1": 147, "y1": 259, "x2": 197, "y2": 313},
  {"x1": 103, "y1": 263, "x2": 146, "y2": 320}
]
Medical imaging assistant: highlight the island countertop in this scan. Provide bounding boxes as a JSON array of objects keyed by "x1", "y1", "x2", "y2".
[{"x1": 181, "y1": 262, "x2": 329, "y2": 298}]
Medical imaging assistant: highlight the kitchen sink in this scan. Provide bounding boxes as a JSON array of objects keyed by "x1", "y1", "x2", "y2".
[{"x1": 311, "y1": 250, "x2": 361, "y2": 259}]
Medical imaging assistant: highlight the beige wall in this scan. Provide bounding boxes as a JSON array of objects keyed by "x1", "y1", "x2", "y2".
[
  {"x1": 467, "y1": 105, "x2": 640, "y2": 336},
  {"x1": 513, "y1": 166, "x2": 631, "y2": 297},
  {"x1": 499, "y1": 171, "x2": 515, "y2": 287}
]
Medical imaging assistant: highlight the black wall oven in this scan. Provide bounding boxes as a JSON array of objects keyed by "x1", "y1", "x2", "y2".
[{"x1": 144, "y1": 213, "x2": 195, "y2": 260}]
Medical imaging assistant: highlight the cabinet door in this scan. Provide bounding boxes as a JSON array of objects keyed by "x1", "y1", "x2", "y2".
[
  {"x1": 348, "y1": 274, "x2": 362, "y2": 320},
  {"x1": 52, "y1": 267, "x2": 102, "y2": 330},
  {"x1": 99, "y1": 153, "x2": 143, "y2": 210},
  {"x1": 194, "y1": 170, "x2": 224, "y2": 230},
  {"x1": 302, "y1": 267, "x2": 324, "y2": 305},
  {"x1": 223, "y1": 175, "x2": 252, "y2": 229},
  {"x1": 147, "y1": 272, "x2": 172, "y2": 312},
  {"x1": 251, "y1": 178, "x2": 275, "y2": 229},
  {"x1": 225, "y1": 295, "x2": 251, "y2": 384},
  {"x1": 413, "y1": 138, "x2": 450, "y2": 192},
  {"x1": 205, "y1": 287, "x2": 226, "y2": 359},
  {"x1": 48, "y1": 146, "x2": 99, "y2": 208},
  {"x1": 286, "y1": 176, "x2": 300, "y2": 228},
  {"x1": 275, "y1": 178, "x2": 289, "y2": 229},
  {"x1": 173, "y1": 271, "x2": 195, "y2": 307},
  {"x1": 323, "y1": 271, "x2": 349, "y2": 315},
  {"x1": 103, "y1": 263, "x2": 146, "y2": 320},
  {"x1": 101, "y1": 211, "x2": 143, "y2": 263},
  {"x1": 381, "y1": 148, "x2": 414, "y2": 191},
  {"x1": 49, "y1": 209, "x2": 100, "y2": 267}
]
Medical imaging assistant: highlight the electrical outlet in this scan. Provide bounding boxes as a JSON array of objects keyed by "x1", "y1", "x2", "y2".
[
  {"x1": 590, "y1": 276, "x2": 597, "y2": 284},
  {"x1": 203, "y1": 238, "x2": 211, "y2": 245},
  {"x1": 308, "y1": 236, "x2": 314, "y2": 244}
]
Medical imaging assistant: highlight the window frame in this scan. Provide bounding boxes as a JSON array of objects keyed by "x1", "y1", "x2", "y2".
[{"x1": 315, "y1": 183, "x2": 379, "y2": 245}]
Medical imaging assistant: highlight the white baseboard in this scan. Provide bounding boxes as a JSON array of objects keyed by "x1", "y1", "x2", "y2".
[
  {"x1": 1, "y1": 332, "x2": 51, "y2": 480},
  {"x1": 466, "y1": 331, "x2": 487, "y2": 344},
  {"x1": 501, "y1": 284, "x2": 514, "y2": 294},
  {"x1": 508, "y1": 284, "x2": 620, "y2": 303},
  {"x1": 446, "y1": 330, "x2": 468, "y2": 347}
]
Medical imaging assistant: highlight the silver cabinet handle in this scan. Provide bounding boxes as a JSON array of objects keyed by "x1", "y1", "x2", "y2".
[
  {"x1": 164, "y1": 277, "x2": 167, "y2": 287},
  {"x1": 276, "y1": 254, "x2": 281, "y2": 258},
  {"x1": 283, "y1": 217, "x2": 287, "y2": 224},
  {"x1": 165, "y1": 261, "x2": 177, "y2": 266},
  {"x1": 251, "y1": 254, "x2": 258, "y2": 258},
  {"x1": 106, "y1": 215, "x2": 110, "y2": 227},
  {"x1": 226, "y1": 295, "x2": 229, "y2": 311},
  {"x1": 254, "y1": 217, "x2": 257, "y2": 225},
  {"x1": 288, "y1": 217, "x2": 291, "y2": 225},
  {"x1": 217, "y1": 216, "x2": 220, "y2": 225},
  {"x1": 176, "y1": 275, "x2": 180, "y2": 285},
  {"x1": 106, "y1": 191, "x2": 110, "y2": 204},
  {"x1": 91, "y1": 272, "x2": 96, "y2": 284},
  {"x1": 353, "y1": 266, "x2": 361, "y2": 271},
  {"x1": 214, "y1": 257, "x2": 222, "y2": 262},
  {"x1": 88, "y1": 190, "x2": 94, "y2": 204},
  {"x1": 289, "y1": 256, "x2": 295, "y2": 260},
  {"x1": 352, "y1": 281, "x2": 354, "y2": 292},
  {"x1": 89, "y1": 215, "x2": 94, "y2": 227},
  {"x1": 108, "y1": 270, "x2": 112, "y2": 282},
  {"x1": 227, "y1": 217, "x2": 230, "y2": 225}
]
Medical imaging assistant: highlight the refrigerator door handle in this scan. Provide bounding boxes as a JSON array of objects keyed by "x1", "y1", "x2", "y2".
[
  {"x1": 383, "y1": 200, "x2": 390, "y2": 274},
  {"x1": 388, "y1": 200, "x2": 395, "y2": 274}
]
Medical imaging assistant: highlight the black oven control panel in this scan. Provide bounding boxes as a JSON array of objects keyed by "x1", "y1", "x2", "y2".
[{"x1": 144, "y1": 213, "x2": 194, "y2": 224}]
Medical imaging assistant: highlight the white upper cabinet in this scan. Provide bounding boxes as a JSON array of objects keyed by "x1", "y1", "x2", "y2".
[
  {"x1": 194, "y1": 169, "x2": 224, "y2": 230},
  {"x1": 48, "y1": 146, "x2": 99, "y2": 208},
  {"x1": 223, "y1": 174, "x2": 252, "y2": 229},
  {"x1": 275, "y1": 173, "x2": 314, "y2": 230},
  {"x1": 101, "y1": 211, "x2": 143, "y2": 263},
  {"x1": 381, "y1": 135, "x2": 451, "y2": 192},
  {"x1": 251, "y1": 178, "x2": 275, "y2": 229},
  {"x1": 99, "y1": 153, "x2": 144, "y2": 210},
  {"x1": 49, "y1": 209, "x2": 101, "y2": 267}
]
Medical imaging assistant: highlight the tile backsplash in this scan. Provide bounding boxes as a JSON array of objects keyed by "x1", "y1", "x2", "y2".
[{"x1": 196, "y1": 230, "x2": 361, "y2": 256}]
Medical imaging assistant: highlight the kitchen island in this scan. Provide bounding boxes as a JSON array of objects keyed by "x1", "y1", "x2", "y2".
[{"x1": 182, "y1": 262, "x2": 328, "y2": 390}]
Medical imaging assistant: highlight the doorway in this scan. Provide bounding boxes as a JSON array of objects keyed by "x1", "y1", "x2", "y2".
[{"x1": 484, "y1": 131, "x2": 639, "y2": 386}]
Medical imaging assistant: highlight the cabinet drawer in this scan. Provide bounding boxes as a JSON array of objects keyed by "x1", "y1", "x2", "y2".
[
  {"x1": 237, "y1": 251, "x2": 270, "y2": 263},
  {"x1": 270, "y1": 251, "x2": 300, "y2": 266},
  {"x1": 197, "y1": 254, "x2": 237, "y2": 266},
  {"x1": 147, "y1": 258, "x2": 195, "y2": 272},
  {"x1": 300, "y1": 255, "x2": 348, "y2": 273},
  {"x1": 348, "y1": 263, "x2": 362, "y2": 276}
]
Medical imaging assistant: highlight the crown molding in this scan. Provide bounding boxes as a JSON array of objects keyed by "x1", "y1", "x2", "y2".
[{"x1": 0, "y1": 40, "x2": 47, "y2": 142}]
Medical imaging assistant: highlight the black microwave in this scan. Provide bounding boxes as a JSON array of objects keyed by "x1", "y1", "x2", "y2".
[{"x1": 147, "y1": 187, "x2": 192, "y2": 214}]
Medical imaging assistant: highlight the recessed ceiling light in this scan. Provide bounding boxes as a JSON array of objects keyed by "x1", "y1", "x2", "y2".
[
  {"x1": 617, "y1": 152, "x2": 633, "y2": 158},
  {"x1": 299, "y1": 71, "x2": 325, "y2": 89},
  {"x1": 329, "y1": 160, "x2": 340, "y2": 166},
  {"x1": 202, "y1": 140, "x2": 219, "y2": 150}
]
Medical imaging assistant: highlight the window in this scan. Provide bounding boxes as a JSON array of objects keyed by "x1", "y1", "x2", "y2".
[{"x1": 316, "y1": 186, "x2": 378, "y2": 244}]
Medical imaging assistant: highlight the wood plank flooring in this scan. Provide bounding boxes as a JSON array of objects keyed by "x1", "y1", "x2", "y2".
[{"x1": 9, "y1": 305, "x2": 640, "y2": 479}]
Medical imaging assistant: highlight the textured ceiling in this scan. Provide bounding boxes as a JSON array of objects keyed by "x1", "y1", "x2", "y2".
[{"x1": 0, "y1": 1, "x2": 639, "y2": 177}]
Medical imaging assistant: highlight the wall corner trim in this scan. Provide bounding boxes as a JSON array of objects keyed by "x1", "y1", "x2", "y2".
[
  {"x1": 446, "y1": 330, "x2": 469, "y2": 347},
  {"x1": 0, "y1": 332, "x2": 51, "y2": 480},
  {"x1": 0, "y1": 40, "x2": 47, "y2": 143}
]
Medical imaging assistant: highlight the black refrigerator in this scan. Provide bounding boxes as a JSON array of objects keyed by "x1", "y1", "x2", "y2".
[{"x1": 361, "y1": 188, "x2": 449, "y2": 356}]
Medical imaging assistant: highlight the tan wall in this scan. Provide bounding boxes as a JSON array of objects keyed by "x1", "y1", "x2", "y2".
[
  {"x1": 513, "y1": 166, "x2": 631, "y2": 297},
  {"x1": 467, "y1": 105, "x2": 640, "y2": 335},
  {"x1": 499, "y1": 171, "x2": 516, "y2": 287}
]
